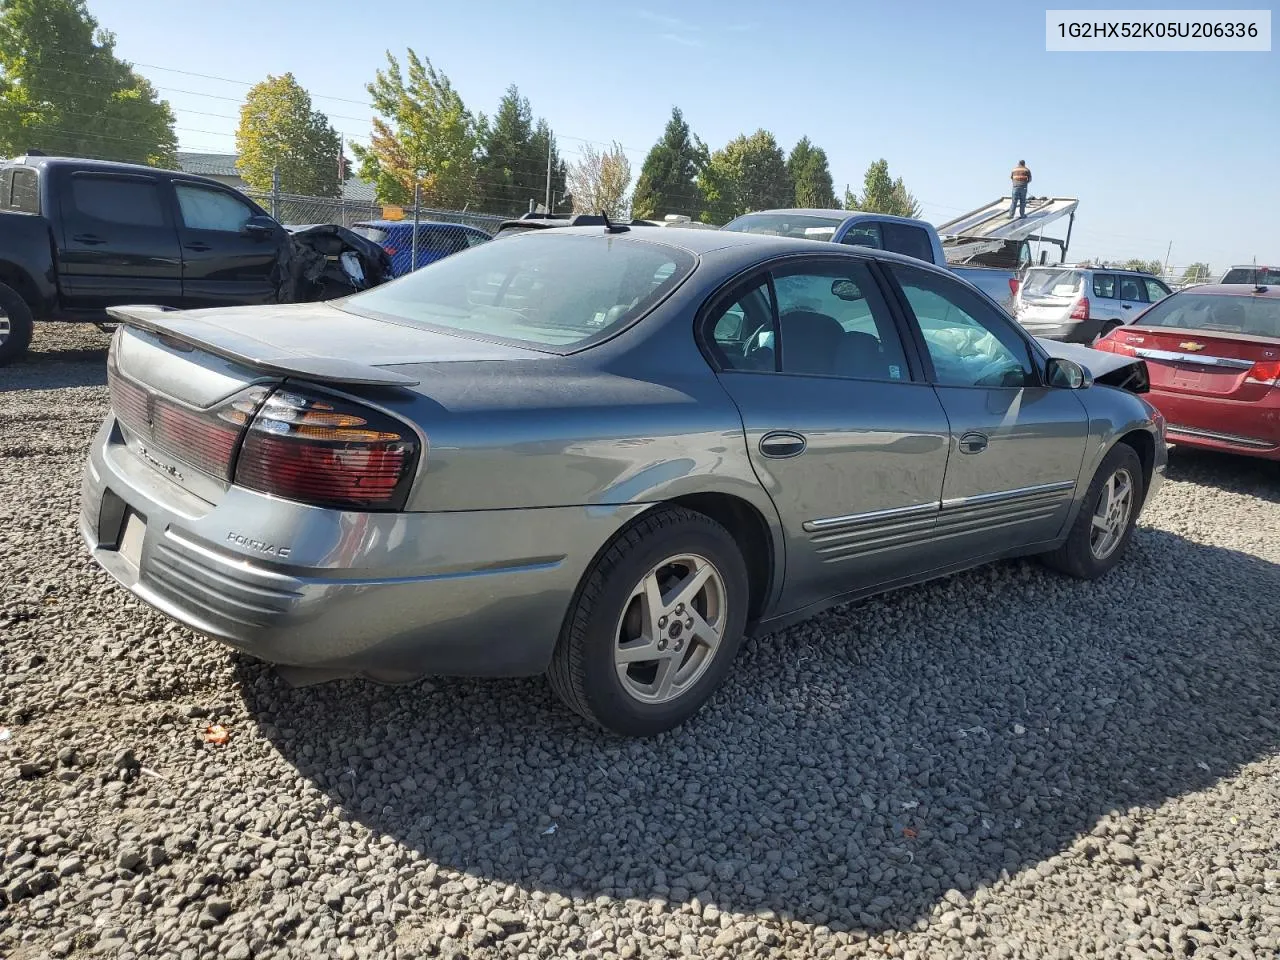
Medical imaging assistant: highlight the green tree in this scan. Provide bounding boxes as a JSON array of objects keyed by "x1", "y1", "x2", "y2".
[
  {"x1": 474, "y1": 89, "x2": 568, "y2": 215},
  {"x1": 567, "y1": 140, "x2": 630, "y2": 218},
  {"x1": 352, "y1": 49, "x2": 480, "y2": 207},
  {"x1": 787, "y1": 137, "x2": 838, "y2": 208},
  {"x1": 235, "y1": 73, "x2": 343, "y2": 197},
  {"x1": 845, "y1": 159, "x2": 921, "y2": 218},
  {"x1": 530, "y1": 119, "x2": 569, "y2": 213},
  {"x1": 1123, "y1": 258, "x2": 1165, "y2": 276},
  {"x1": 699, "y1": 129, "x2": 791, "y2": 223},
  {"x1": 0, "y1": 0, "x2": 176, "y2": 165},
  {"x1": 631, "y1": 107, "x2": 706, "y2": 220},
  {"x1": 1181, "y1": 262, "x2": 1211, "y2": 283}
]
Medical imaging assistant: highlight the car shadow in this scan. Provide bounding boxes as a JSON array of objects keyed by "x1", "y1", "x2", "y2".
[
  {"x1": 1166, "y1": 445, "x2": 1280, "y2": 503},
  {"x1": 1, "y1": 323, "x2": 110, "y2": 392},
  {"x1": 235, "y1": 518, "x2": 1280, "y2": 935}
]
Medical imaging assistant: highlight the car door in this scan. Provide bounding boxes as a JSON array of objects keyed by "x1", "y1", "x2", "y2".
[
  {"x1": 885, "y1": 262, "x2": 1090, "y2": 563},
  {"x1": 703, "y1": 256, "x2": 951, "y2": 611},
  {"x1": 1118, "y1": 275, "x2": 1147, "y2": 323},
  {"x1": 170, "y1": 180, "x2": 282, "y2": 308},
  {"x1": 1090, "y1": 273, "x2": 1125, "y2": 327},
  {"x1": 55, "y1": 169, "x2": 182, "y2": 310}
]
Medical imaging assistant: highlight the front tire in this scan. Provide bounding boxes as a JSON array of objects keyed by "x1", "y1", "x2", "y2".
[
  {"x1": 548, "y1": 506, "x2": 750, "y2": 736},
  {"x1": 0, "y1": 282, "x2": 34, "y2": 367},
  {"x1": 1043, "y1": 443, "x2": 1144, "y2": 580}
]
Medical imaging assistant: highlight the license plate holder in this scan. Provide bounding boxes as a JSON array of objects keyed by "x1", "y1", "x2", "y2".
[{"x1": 118, "y1": 510, "x2": 146, "y2": 571}]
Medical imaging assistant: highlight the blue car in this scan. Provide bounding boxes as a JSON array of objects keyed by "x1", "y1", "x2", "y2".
[{"x1": 351, "y1": 220, "x2": 491, "y2": 277}]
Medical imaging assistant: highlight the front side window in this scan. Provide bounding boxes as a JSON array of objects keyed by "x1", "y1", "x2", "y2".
[
  {"x1": 175, "y1": 184, "x2": 254, "y2": 232},
  {"x1": 68, "y1": 175, "x2": 164, "y2": 227},
  {"x1": 890, "y1": 263, "x2": 1034, "y2": 389},
  {"x1": 1144, "y1": 278, "x2": 1170, "y2": 302},
  {"x1": 1119, "y1": 276, "x2": 1145, "y2": 301},
  {"x1": 342, "y1": 233, "x2": 693, "y2": 351}
]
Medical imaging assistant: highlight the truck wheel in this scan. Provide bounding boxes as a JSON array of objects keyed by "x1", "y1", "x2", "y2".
[
  {"x1": 0, "y1": 282, "x2": 34, "y2": 367},
  {"x1": 548, "y1": 505, "x2": 750, "y2": 737}
]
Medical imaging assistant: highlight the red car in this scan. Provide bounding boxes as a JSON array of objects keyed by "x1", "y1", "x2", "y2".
[{"x1": 1093, "y1": 284, "x2": 1280, "y2": 461}]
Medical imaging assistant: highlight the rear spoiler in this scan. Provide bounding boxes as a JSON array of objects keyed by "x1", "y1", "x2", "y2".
[{"x1": 105, "y1": 305, "x2": 420, "y2": 387}]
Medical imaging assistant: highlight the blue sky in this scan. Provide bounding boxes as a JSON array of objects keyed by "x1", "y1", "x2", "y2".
[{"x1": 90, "y1": 0, "x2": 1277, "y2": 271}]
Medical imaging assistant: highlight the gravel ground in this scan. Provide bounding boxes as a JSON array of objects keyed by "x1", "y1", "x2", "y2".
[{"x1": 3, "y1": 321, "x2": 1280, "y2": 960}]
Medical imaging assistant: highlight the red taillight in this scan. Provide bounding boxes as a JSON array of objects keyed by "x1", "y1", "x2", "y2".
[
  {"x1": 108, "y1": 360, "x2": 265, "y2": 481},
  {"x1": 1069, "y1": 296, "x2": 1090, "y2": 321},
  {"x1": 1094, "y1": 328, "x2": 1137, "y2": 355},
  {"x1": 1247, "y1": 360, "x2": 1280, "y2": 384},
  {"x1": 234, "y1": 389, "x2": 419, "y2": 511},
  {"x1": 383, "y1": 245, "x2": 397, "y2": 256},
  {"x1": 1008, "y1": 277, "x2": 1020, "y2": 297}
]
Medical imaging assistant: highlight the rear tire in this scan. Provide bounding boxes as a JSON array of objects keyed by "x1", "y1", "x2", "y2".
[
  {"x1": 0, "y1": 282, "x2": 34, "y2": 367},
  {"x1": 1042, "y1": 443, "x2": 1145, "y2": 580},
  {"x1": 547, "y1": 505, "x2": 750, "y2": 737}
]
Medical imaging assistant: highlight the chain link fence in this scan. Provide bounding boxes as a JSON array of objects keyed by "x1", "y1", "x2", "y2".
[{"x1": 243, "y1": 189, "x2": 507, "y2": 234}]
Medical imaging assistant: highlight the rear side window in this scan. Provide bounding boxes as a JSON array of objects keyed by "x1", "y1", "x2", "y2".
[
  {"x1": 881, "y1": 222, "x2": 934, "y2": 263},
  {"x1": 341, "y1": 233, "x2": 693, "y2": 351},
  {"x1": 68, "y1": 175, "x2": 164, "y2": 227},
  {"x1": 9, "y1": 168, "x2": 38, "y2": 213},
  {"x1": 1093, "y1": 274, "x2": 1117, "y2": 298},
  {"x1": 841, "y1": 222, "x2": 882, "y2": 249}
]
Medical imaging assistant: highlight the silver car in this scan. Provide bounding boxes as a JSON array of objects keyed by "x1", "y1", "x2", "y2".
[
  {"x1": 1015, "y1": 266, "x2": 1172, "y2": 343},
  {"x1": 81, "y1": 228, "x2": 1166, "y2": 736}
]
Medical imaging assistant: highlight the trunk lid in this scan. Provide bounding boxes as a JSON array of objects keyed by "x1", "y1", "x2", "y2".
[
  {"x1": 1113, "y1": 325, "x2": 1280, "y2": 401},
  {"x1": 105, "y1": 302, "x2": 545, "y2": 499}
]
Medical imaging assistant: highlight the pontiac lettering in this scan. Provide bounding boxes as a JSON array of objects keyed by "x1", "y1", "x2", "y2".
[{"x1": 226, "y1": 532, "x2": 292, "y2": 559}]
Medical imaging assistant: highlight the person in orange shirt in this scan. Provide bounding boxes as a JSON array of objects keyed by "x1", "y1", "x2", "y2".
[{"x1": 1009, "y1": 161, "x2": 1032, "y2": 218}]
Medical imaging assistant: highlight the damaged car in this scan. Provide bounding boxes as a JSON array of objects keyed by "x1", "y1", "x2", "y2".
[
  {"x1": 0, "y1": 154, "x2": 392, "y2": 365},
  {"x1": 81, "y1": 227, "x2": 1164, "y2": 736}
]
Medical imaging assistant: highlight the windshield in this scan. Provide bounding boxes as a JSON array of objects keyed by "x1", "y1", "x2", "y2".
[
  {"x1": 1221, "y1": 267, "x2": 1280, "y2": 285},
  {"x1": 1136, "y1": 292, "x2": 1280, "y2": 338},
  {"x1": 722, "y1": 213, "x2": 843, "y2": 241},
  {"x1": 1022, "y1": 269, "x2": 1082, "y2": 298},
  {"x1": 340, "y1": 232, "x2": 694, "y2": 350}
]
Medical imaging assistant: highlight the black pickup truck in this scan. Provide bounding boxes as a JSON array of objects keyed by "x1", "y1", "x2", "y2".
[{"x1": 0, "y1": 155, "x2": 390, "y2": 366}]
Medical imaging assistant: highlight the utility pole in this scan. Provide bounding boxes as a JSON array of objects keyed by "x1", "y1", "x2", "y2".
[
  {"x1": 544, "y1": 131, "x2": 552, "y2": 214},
  {"x1": 1163, "y1": 241, "x2": 1172, "y2": 279}
]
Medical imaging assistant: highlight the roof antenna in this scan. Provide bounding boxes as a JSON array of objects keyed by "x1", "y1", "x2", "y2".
[{"x1": 600, "y1": 209, "x2": 627, "y2": 234}]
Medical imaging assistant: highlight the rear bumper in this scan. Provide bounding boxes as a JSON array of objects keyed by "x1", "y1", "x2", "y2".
[
  {"x1": 1016, "y1": 317, "x2": 1102, "y2": 344},
  {"x1": 80, "y1": 417, "x2": 643, "y2": 678},
  {"x1": 1148, "y1": 388, "x2": 1280, "y2": 461}
]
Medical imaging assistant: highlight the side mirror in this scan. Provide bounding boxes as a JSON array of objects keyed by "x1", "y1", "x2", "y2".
[
  {"x1": 1045, "y1": 357, "x2": 1093, "y2": 389},
  {"x1": 241, "y1": 215, "x2": 277, "y2": 238}
]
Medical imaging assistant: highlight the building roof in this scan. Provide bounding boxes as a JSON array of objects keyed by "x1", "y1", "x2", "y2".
[{"x1": 176, "y1": 152, "x2": 241, "y2": 178}]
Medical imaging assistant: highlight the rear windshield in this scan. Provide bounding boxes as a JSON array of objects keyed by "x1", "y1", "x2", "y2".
[
  {"x1": 1136, "y1": 292, "x2": 1280, "y2": 339},
  {"x1": 1022, "y1": 269, "x2": 1082, "y2": 297},
  {"x1": 340, "y1": 232, "x2": 694, "y2": 350},
  {"x1": 1221, "y1": 267, "x2": 1280, "y2": 285},
  {"x1": 351, "y1": 225, "x2": 390, "y2": 244},
  {"x1": 722, "y1": 212, "x2": 844, "y2": 242}
]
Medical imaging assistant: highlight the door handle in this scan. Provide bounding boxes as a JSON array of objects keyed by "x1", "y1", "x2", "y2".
[
  {"x1": 1121, "y1": 304, "x2": 1132, "y2": 310},
  {"x1": 72, "y1": 234, "x2": 106, "y2": 245},
  {"x1": 759, "y1": 431, "x2": 807, "y2": 459},
  {"x1": 958, "y1": 432, "x2": 988, "y2": 454},
  {"x1": 184, "y1": 242, "x2": 212, "y2": 252}
]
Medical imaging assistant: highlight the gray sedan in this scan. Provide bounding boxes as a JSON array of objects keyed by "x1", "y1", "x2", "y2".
[{"x1": 81, "y1": 227, "x2": 1166, "y2": 735}]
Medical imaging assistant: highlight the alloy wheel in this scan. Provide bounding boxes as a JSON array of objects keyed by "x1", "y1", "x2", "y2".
[
  {"x1": 1089, "y1": 467, "x2": 1134, "y2": 560},
  {"x1": 614, "y1": 553, "x2": 727, "y2": 705}
]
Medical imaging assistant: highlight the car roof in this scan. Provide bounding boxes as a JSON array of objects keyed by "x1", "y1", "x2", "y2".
[
  {"x1": 1028, "y1": 265, "x2": 1160, "y2": 277},
  {"x1": 503, "y1": 224, "x2": 954, "y2": 273},
  {"x1": 1172, "y1": 283, "x2": 1280, "y2": 298},
  {"x1": 744, "y1": 207, "x2": 931, "y2": 227},
  {"x1": 354, "y1": 219, "x2": 481, "y2": 230}
]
